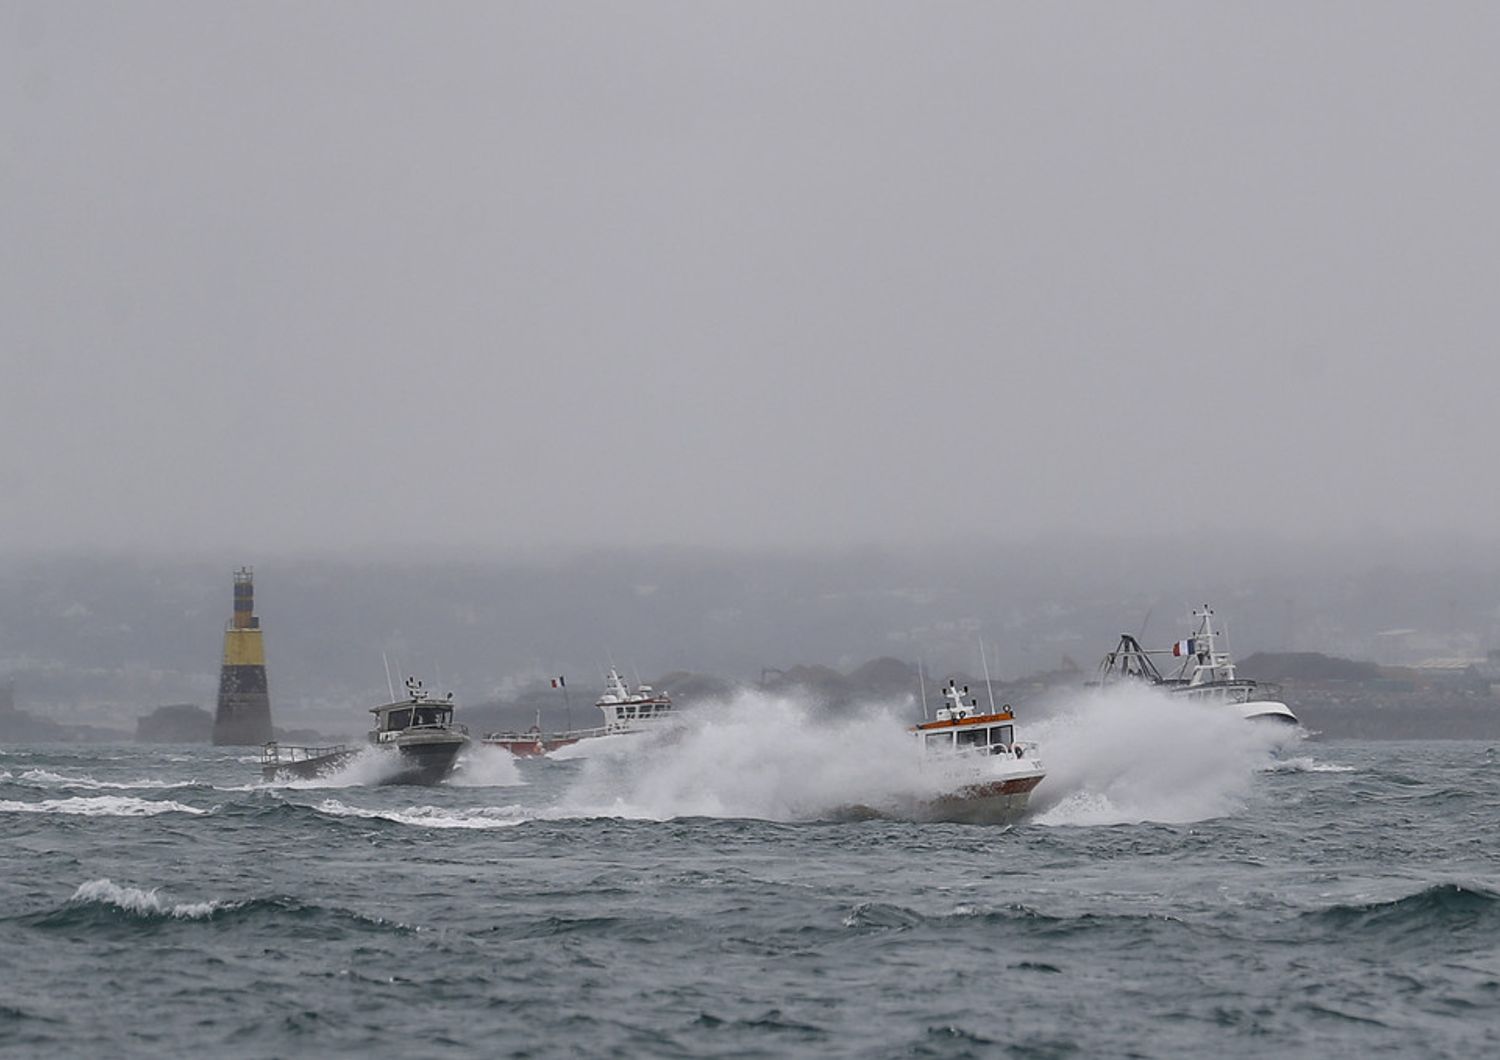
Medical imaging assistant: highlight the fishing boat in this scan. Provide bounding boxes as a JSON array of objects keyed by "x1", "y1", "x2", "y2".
[
  {"x1": 480, "y1": 711, "x2": 593, "y2": 757},
  {"x1": 906, "y1": 680, "x2": 1046, "y2": 824},
  {"x1": 482, "y1": 668, "x2": 674, "y2": 756},
  {"x1": 1096, "y1": 605, "x2": 1300, "y2": 724},
  {"x1": 260, "y1": 676, "x2": 470, "y2": 784}
]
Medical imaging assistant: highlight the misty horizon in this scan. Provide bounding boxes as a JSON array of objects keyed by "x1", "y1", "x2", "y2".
[{"x1": 5, "y1": 3, "x2": 1498, "y2": 557}]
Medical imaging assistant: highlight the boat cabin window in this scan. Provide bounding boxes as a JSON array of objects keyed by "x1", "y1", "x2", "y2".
[
  {"x1": 384, "y1": 708, "x2": 412, "y2": 731},
  {"x1": 992, "y1": 725, "x2": 1014, "y2": 746},
  {"x1": 957, "y1": 728, "x2": 987, "y2": 749},
  {"x1": 412, "y1": 707, "x2": 449, "y2": 727},
  {"x1": 924, "y1": 731, "x2": 954, "y2": 750}
]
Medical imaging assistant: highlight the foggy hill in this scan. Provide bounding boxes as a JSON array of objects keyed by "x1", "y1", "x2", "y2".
[{"x1": 5, "y1": 540, "x2": 1500, "y2": 735}]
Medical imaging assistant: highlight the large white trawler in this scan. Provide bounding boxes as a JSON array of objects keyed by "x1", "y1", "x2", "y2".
[
  {"x1": 907, "y1": 680, "x2": 1046, "y2": 823},
  {"x1": 482, "y1": 668, "x2": 675, "y2": 756},
  {"x1": 1097, "y1": 605, "x2": 1300, "y2": 724}
]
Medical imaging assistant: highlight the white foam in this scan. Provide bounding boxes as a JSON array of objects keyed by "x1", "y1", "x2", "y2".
[
  {"x1": 71, "y1": 877, "x2": 226, "y2": 918},
  {"x1": 1025, "y1": 685, "x2": 1282, "y2": 826},
  {"x1": 0, "y1": 795, "x2": 208, "y2": 817},
  {"x1": 448, "y1": 744, "x2": 525, "y2": 787},
  {"x1": 555, "y1": 690, "x2": 927, "y2": 822},
  {"x1": 19, "y1": 768, "x2": 201, "y2": 790},
  {"x1": 313, "y1": 798, "x2": 528, "y2": 829},
  {"x1": 1262, "y1": 756, "x2": 1355, "y2": 774}
]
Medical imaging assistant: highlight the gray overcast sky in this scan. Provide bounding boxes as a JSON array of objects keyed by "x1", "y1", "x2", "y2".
[{"x1": 3, "y1": 2, "x2": 1497, "y2": 555}]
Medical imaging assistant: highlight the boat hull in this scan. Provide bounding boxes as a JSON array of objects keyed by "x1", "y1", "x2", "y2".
[
  {"x1": 1241, "y1": 700, "x2": 1300, "y2": 725},
  {"x1": 482, "y1": 735, "x2": 584, "y2": 757},
  {"x1": 382, "y1": 734, "x2": 469, "y2": 785},
  {"x1": 910, "y1": 772, "x2": 1045, "y2": 825}
]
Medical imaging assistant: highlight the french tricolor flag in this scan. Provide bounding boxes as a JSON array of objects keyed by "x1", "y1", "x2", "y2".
[
  {"x1": 1172, "y1": 638, "x2": 1197, "y2": 657},
  {"x1": 551, "y1": 676, "x2": 566, "y2": 688}
]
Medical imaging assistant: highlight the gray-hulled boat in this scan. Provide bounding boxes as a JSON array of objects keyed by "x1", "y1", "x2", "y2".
[{"x1": 260, "y1": 676, "x2": 470, "y2": 784}]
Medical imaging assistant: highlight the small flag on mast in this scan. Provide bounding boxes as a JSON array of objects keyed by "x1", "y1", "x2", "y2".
[
  {"x1": 551, "y1": 676, "x2": 566, "y2": 688},
  {"x1": 1172, "y1": 639, "x2": 1197, "y2": 657}
]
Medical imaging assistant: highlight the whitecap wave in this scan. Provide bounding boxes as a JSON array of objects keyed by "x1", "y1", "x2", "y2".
[
  {"x1": 313, "y1": 798, "x2": 529, "y2": 829},
  {"x1": 19, "y1": 768, "x2": 203, "y2": 790},
  {"x1": 1262, "y1": 756, "x2": 1355, "y2": 774},
  {"x1": 70, "y1": 878, "x2": 226, "y2": 919},
  {"x1": 0, "y1": 795, "x2": 208, "y2": 817}
]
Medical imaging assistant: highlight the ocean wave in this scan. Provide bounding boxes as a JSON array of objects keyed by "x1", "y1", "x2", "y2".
[
  {"x1": 0, "y1": 795, "x2": 208, "y2": 817},
  {"x1": 66, "y1": 878, "x2": 227, "y2": 919},
  {"x1": 16, "y1": 768, "x2": 208, "y2": 790},
  {"x1": 18, "y1": 877, "x2": 414, "y2": 935},
  {"x1": 313, "y1": 798, "x2": 530, "y2": 829},
  {"x1": 1262, "y1": 757, "x2": 1356, "y2": 774},
  {"x1": 1307, "y1": 883, "x2": 1500, "y2": 938}
]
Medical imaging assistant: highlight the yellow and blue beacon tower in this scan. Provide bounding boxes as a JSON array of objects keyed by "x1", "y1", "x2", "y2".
[{"x1": 211, "y1": 567, "x2": 274, "y2": 745}]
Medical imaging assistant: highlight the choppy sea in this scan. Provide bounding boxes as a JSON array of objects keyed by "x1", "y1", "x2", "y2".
[{"x1": 2, "y1": 689, "x2": 1498, "y2": 1058}]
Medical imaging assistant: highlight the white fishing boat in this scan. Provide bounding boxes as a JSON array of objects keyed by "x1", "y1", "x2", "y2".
[
  {"x1": 1097, "y1": 605, "x2": 1300, "y2": 724},
  {"x1": 906, "y1": 681, "x2": 1046, "y2": 824},
  {"x1": 483, "y1": 668, "x2": 675, "y2": 756}
]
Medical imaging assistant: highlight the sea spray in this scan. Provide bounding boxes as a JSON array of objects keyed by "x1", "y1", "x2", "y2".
[
  {"x1": 450, "y1": 743, "x2": 526, "y2": 787},
  {"x1": 558, "y1": 688, "x2": 927, "y2": 821},
  {"x1": 1026, "y1": 684, "x2": 1281, "y2": 825},
  {"x1": 261, "y1": 746, "x2": 406, "y2": 789}
]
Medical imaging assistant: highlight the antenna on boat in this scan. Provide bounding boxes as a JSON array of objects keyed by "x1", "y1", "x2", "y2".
[
  {"x1": 918, "y1": 659, "x2": 930, "y2": 720},
  {"x1": 979, "y1": 640, "x2": 998, "y2": 715},
  {"x1": 382, "y1": 651, "x2": 396, "y2": 703}
]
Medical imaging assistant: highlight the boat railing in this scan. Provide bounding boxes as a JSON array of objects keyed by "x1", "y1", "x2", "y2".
[
  {"x1": 482, "y1": 725, "x2": 607, "y2": 743},
  {"x1": 260, "y1": 741, "x2": 349, "y2": 766}
]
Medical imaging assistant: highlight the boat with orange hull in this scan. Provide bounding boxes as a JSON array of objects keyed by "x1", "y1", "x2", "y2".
[
  {"x1": 482, "y1": 719, "x2": 599, "y2": 757},
  {"x1": 906, "y1": 681, "x2": 1046, "y2": 824}
]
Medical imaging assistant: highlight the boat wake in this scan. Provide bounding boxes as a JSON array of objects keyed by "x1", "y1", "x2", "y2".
[{"x1": 1025, "y1": 685, "x2": 1285, "y2": 826}]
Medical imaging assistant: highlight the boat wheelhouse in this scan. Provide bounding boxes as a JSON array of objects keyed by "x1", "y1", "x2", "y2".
[{"x1": 594, "y1": 668, "x2": 674, "y2": 735}]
